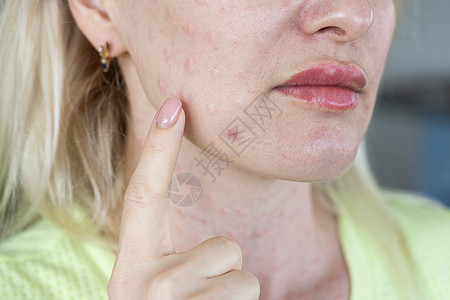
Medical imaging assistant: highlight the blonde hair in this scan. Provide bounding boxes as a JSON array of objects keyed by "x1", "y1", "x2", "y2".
[{"x1": 0, "y1": 0, "x2": 426, "y2": 299}]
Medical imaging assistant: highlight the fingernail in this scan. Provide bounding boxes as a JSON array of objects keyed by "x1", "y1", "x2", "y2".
[{"x1": 156, "y1": 97, "x2": 182, "y2": 129}]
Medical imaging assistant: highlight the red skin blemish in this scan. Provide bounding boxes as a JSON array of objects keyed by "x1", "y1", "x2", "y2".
[
  {"x1": 182, "y1": 23, "x2": 196, "y2": 34},
  {"x1": 193, "y1": 0, "x2": 208, "y2": 5},
  {"x1": 164, "y1": 7, "x2": 176, "y2": 20},
  {"x1": 184, "y1": 57, "x2": 195, "y2": 73},
  {"x1": 205, "y1": 31, "x2": 219, "y2": 51},
  {"x1": 157, "y1": 74, "x2": 167, "y2": 94},
  {"x1": 227, "y1": 127, "x2": 238, "y2": 141}
]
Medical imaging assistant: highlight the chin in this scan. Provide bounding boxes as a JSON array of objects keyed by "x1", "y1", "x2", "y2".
[{"x1": 239, "y1": 135, "x2": 361, "y2": 183}]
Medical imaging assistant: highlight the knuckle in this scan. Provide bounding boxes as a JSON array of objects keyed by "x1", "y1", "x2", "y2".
[
  {"x1": 144, "y1": 139, "x2": 167, "y2": 155},
  {"x1": 124, "y1": 181, "x2": 162, "y2": 208}
]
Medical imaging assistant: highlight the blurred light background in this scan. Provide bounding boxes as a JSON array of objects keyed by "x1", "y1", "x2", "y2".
[{"x1": 365, "y1": 0, "x2": 450, "y2": 207}]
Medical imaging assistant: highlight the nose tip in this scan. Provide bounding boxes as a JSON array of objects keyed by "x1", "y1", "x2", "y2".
[{"x1": 298, "y1": 0, "x2": 375, "y2": 42}]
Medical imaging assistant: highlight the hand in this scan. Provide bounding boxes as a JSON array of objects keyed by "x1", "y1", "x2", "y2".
[{"x1": 107, "y1": 97, "x2": 260, "y2": 299}]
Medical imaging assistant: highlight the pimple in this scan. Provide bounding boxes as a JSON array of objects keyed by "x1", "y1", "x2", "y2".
[
  {"x1": 157, "y1": 74, "x2": 168, "y2": 94},
  {"x1": 244, "y1": 6, "x2": 257, "y2": 11},
  {"x1": 175, "y1": 207, "x2": 185, "y2": 216},
  {"x1": 236, "y1": 209, "x2": 246, "y2": 216},
  {"x1": 183, "y1": 56, "x2": 196, "y2": 73},
  {"x1": 219, "y1": 2, "x2": 237, "y2": 14},
  {"x1": 227, "y1": 127, "x2": 238, "y2": 141},
  {"x1": 164, "y1": 7, "x2": 177, "y2": 20},
  {"x1": 219, "y1": 206, "x2": 230, "y2": 214},
  {"x1": 193, "y1": 0, "x2": 208, "y2": 5},
  {"x1": 163, "y1": 47, "x2": 175, "y2": 61},
  {"x1": 182, "y1": 23, "x2": 197, "y2": 34},
  {"x1": 205, "y1": 31, "x2": 219, "y2": 50}
]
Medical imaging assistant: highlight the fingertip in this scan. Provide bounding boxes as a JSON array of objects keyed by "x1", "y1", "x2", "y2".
[{"x1": 156, "y1": 97, "x2": 183, "y2": 129}]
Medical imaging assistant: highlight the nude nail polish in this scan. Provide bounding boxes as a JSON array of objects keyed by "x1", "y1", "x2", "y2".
[{"x1": 156, "y1": 97, "x2": 182, "y2": 129}]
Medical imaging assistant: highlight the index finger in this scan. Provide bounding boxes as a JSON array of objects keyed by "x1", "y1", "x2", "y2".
[{"x1": 118, "y1": 97, "x2": 184, "y2": 259}]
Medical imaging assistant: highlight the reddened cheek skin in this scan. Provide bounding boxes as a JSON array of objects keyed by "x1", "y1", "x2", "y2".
[{"x1": 117, "y1": 0, "x2": 395, "y2": 183}]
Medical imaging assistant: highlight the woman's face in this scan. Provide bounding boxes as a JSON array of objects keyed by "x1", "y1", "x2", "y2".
[{"x1": 110, "y1": 0, "x2": 396, "y2": 181}]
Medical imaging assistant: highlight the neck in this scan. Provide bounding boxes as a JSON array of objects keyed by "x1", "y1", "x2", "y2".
[{"x1": 121, "y1": 125, "x2": 349, "y2": 299}]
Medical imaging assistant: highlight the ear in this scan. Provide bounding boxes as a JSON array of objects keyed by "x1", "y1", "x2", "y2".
[{"x1": 68, "y1": 0, "x2": 126, "y2": 57}]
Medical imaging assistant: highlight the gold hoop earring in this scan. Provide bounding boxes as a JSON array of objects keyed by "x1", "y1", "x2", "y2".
[{"x1": 98, "y1": 41, "x2": 112, "y2": 73}]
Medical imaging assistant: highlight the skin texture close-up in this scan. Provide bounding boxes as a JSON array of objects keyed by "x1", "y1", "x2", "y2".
[{"x1": 67, "y1": 0, "x2": 396, "y2": 299}]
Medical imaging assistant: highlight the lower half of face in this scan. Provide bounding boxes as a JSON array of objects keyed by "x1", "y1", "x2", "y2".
[{"x1": 116, "y1": 0, "x2": 396, "y2": 182}]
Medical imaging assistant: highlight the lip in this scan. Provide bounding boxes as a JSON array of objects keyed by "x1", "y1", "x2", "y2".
[{"x1": 273, "y1": 64, "x2": 367, "y2": 111}]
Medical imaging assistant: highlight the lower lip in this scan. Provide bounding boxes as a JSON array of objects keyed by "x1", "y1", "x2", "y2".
[{"x1": 274, "y1": 86, "x2": 358, "y2": 111}]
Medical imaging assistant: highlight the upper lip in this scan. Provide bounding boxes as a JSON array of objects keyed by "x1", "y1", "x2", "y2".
[{"x1": 275, "y1": 63, "x2": 367, "y2": 92}]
